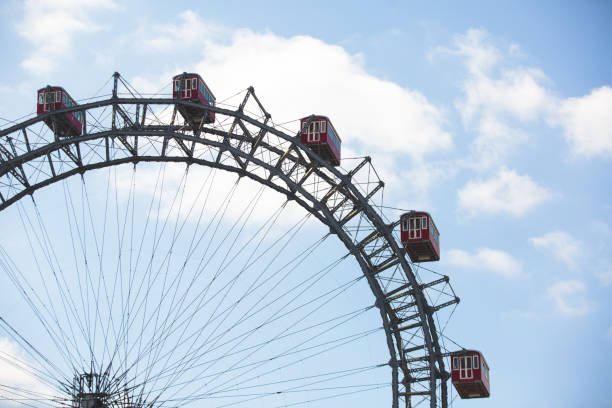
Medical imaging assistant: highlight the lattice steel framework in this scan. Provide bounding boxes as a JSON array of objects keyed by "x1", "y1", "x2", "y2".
[{"x1": 0, "y1": 74, "x2": 460, "y2": 408}]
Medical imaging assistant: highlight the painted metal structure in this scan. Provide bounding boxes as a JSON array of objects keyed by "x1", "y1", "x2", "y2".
[
  {"x1": 450, "y1": 350, "x2": 490, "y2": 399},
  {"x1": 36, "y1": 86, "x2": 83, "y2": 137},
  {"x1": 300, "y1": 115, "x2": 341, "y2": 166},
  {"x1": 0, "y1": 73, "x2": 463, "y2": 408},
  {"x1": 400, "y1": 211, "x2": 440, "y2": 262}
]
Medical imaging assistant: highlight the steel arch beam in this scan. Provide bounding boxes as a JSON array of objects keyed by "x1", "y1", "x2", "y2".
[{"x1": 0, "y1": 95, "x2": 450, "y2": 408}]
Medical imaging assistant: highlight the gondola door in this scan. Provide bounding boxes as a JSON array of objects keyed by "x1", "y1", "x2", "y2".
[
  {"x1": 184, "y1": 79, "x2": 192, "y2": 98},
  {"x1": 44, "y1": 91, "x2": 54, "y2": 112},
  {"x1": 308, "y1": 121, "x2": 320, "y2": 143},
  {"x1": 459, "y1": 356, "x2": 473, "y2": 380},
  {"x1": 409, "y1": 217, "x2": 422, "y2": 240}
]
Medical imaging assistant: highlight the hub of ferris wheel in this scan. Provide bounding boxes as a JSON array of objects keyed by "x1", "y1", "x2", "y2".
[
  {"x1": 72, "y1": 372, "x2": 110, "y2": 408},
  {"x1": 71, "y1": 369, "x2": 141, "y2": 408}
]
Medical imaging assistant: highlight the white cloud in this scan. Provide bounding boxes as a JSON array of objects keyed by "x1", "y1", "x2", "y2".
[
  {"x1": 595, "y1": 263, "x2": 612, "y2": 287},
  {"x1": 457, "y1": 168, "x2": 552, "y2": 216},
  {"x1": 447, "y1": 29, "x2": 500, "y2": 76},
  {"x1": 556, "y1": 86, "x2": 612, "y2": 158},
  {"x1": 396, "y1": 160, "x2": 457, "y2": 209},
  {"x1": 458, "y1": 65, "x2": 553, "y2": 124},
  {"x1": 447, "y1": 247, "x2": 522, "y2": 278},
  {"x1": 17, "y1": 0, "x2": 117, "y2": 75},
  {"x1": 0, "y1": 337, "x2": 55, "y2": 405},
  {"x1": 447, "y1": 29, "x2": 612, "y2": 163},
  {"x1": 143, "y1": 10, "x2": 226, "y2": 52},
  {"x1": 508, "y1": 43, "x2": 521, "y2": 57},
  {"x1": 548, "y1": 280, "x2": 592, "y2": 317},
  {"x1": 469, "y1": 114, "x2": 528, "y2": 169},
  {"x1": 439, "y1": 29, "x2": 557, "y2": 170},
  {"x1": 129, "y1": 11, "x2": 452, "y2": 202},
  {"x1": 191, "y1": 29, "x2": 451, "y2": 160},
  {"x1": 529, "y1": 231, "x2": 582, "y2": 269}
]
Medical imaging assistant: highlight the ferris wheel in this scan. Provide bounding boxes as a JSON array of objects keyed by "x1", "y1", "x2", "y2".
[{"x1": 0, "y1": 72, "x2": 487, "y2": 408}]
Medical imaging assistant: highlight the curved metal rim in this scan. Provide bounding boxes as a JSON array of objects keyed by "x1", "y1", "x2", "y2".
[{"x1": 0, "y1": 94, "x2": 450, "y2": 408}]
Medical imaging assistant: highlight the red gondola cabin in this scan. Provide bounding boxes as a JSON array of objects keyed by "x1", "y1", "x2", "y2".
[
  {"x1": 36, "y1": 86, "x2": 82, "y2": 137},
  {"x1": 300, "y1": 115, "x2": 341, "y2": 166},
  {"x1": 450, "y1": 350, "x2": 490, "y2": 399},
  {"x1": 172, "y1": 73, "x2": 216, "y2": 126},
  {"x1": 400, "y1": 211, "x2": 440, "y2": 262}
]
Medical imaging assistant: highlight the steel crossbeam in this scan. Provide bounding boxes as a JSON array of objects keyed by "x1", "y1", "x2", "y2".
[{"x1": 0, "y1": 92, "x2": 458, "y2": 408}]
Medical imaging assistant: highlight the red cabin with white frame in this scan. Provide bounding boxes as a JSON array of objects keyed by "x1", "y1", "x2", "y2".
[
  {"x1": 36, "y1": 86, "x2": 82, "y2": 137},
  {"x1": 300, "y1": 115, "x2": 341, "y2": 166},
  {"x1": 450, "y1": 350, "x2": 490, "y2": 399},
  {"x1": 400, "y1": 211, "x2": 440, "y2": 262},
  {"x1": 172, "y1": 72, "x2": 216, "y2": 126}
]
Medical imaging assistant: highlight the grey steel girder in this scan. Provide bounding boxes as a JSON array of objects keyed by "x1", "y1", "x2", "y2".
[{"x1": 0, "y1": 95, "x2": 453, "y2": 408}]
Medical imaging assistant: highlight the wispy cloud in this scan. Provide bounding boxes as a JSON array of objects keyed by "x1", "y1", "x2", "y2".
[
  {"x1": 130, "y1": 11, "x2": 453, "y2": 202},
  {"x1": 17, "y1": 0, "x2": 117, "y2": 75},
  {"x1": 548, "y1": 280, "x2": 592, "y2": 317},
  {"x1": 446, "y1": 247, "x2": 522, "y2": 278},
  {"x1": 457, "y1": 167, "x2": 552, "y2": 217},
  {"x1": 142, "y1": 10, "x2": 226, "y2": 52},
  {"x1": 0, "y1": 337, "x2": 55, "y2": 404},
  {"x1": 436, "y1": 29, "x2": 556, "y2": 170},
  {"x1": 442, "y1": 28, "x2": 612, "y2": 165},
  {"x1": 194, "y1": 28, "x2": 452, "y2": 160},
  {"x1": 595, "y1": 263, "x2": 612, "y2": 287},
  {"x1": 530, "y1": 231, "x2": 582, "y2": 269}
]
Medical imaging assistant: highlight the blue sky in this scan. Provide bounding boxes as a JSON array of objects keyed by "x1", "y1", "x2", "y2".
[{"x1": 0, "y1": 0, "x2": 611, "y2": 407}]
